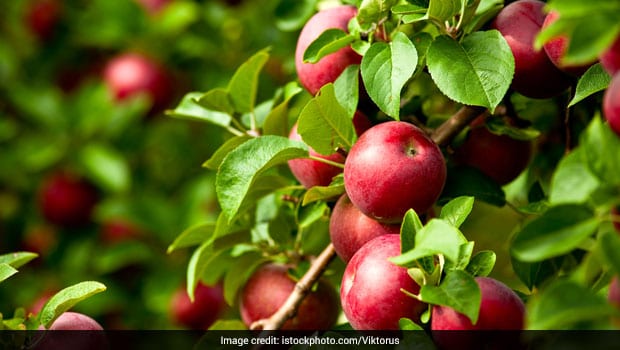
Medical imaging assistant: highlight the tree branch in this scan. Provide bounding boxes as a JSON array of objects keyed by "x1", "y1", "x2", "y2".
[
  {"x1": 248, "y1": 104, "x2": 487, "y2": 331},
  {"x1": 250, "y1": 243, "x2": 337, "y2": 331}
]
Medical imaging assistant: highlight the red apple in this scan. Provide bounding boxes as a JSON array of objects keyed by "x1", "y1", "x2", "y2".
[
  {"x1": 288, "y1": 111, "x2": 371, "y2": 189},
  {"x1": 43, "y1": 312, "x2": 104, "y2": 330},
  {"x1": 25, "y1": 0, "x2": 61, "y2": 41},
  {"x1": 38, "y1": 171, "x2": 100, "y2": 228},
  {"x1": 610, "y1": 276, "x2": 620, "y2": 307},
  {"x1": 341, "y1": 234, "x2": 425, "y2": 330},
  {"x1": 329, "y1": 194, "x2": 400, "y2": 262},
  {"x1": 36, "y1": 312, "x2": 106, "y2": 350},
  {"x1": 344, "y1": 121, "x2": 446, "y2": 223},
  {"x1": 431, "y1": 277, "x2": 524, "y2": 349},
  {"x1": 453, "y1": 117, "x2": 532, "y2": 185},
  {"x1": 100, "y1": 219, "x2": 143, "y2": 244},
  {"x1": 604, "y1": 72, "x2": 620, "y2": 137},
  {"x1": 239, "y1": 263, "x2": 339, "y2": 330},
  {"x1": 491, "y1": 0, "x2": 572, "y2": 99},
  {"x1": 135, "y1": 0, "x2": 170, "y2": 14},
  {"x1": 295, "y1": 6, "x2": 362, "y2": 96},
  {"x1": 103, "y1": 52, "x2": 173, "y2": 114},
  {"x1": 601, "y1": 36, "x2": 620, "y2": 76},
  {"x1": 170, "y1": 282, "x2": 227, "y2": 329},
  {"x1": 542, "y1": 11, "x2": 594, "y2": 76}
]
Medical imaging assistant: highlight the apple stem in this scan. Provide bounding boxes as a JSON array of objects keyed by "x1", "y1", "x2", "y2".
[
  {"x1": 250, "y1": 104, "x2": 488, "y2": 331},
  {"x1": 308, "y1": 155, "x2": 345, "y2": 169},
  {"x1": 249, "y1": 243, "x2": 337, "y2": 331}
]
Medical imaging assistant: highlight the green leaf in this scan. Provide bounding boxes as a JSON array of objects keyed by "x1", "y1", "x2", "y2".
[
  {"x1": 427, "y1": 31, "x2": 514, "y2": 110},
  {"x1": 209, "y1": 319, "x2": 248, "y2": 330},
  {"x1": 439, "y1": 196, "x2": 474, "y2": 228},
  {"x1": 166, "y1": 92, "x2": 231, "y2": 127},
  {"x1": 427, "y1": 0, "x2": 462, "y2": 22},
  {"x1": 511, "y1": 205, "x2": 600, "y2": 262},
  {"x1": 399, "y1": 318, "x2": 424, "y2": 330},
  {"x1": 569, "y1": 64, "x2": 612, "y2": 107},
  {"x1": 600, "y1": 231, "x2": 620, "y2": 276},
  {"x1": 0, "y1": 252, "x2": 38, "y2": 269},
  {"x1": 361, "y1": 32, "x2": 417, "y2": 119},
  {"x1": 203, "y1": 135, "x2": 252, "y2": 170},
  {"x1": 303, "y1": 29, "x2": 356, "y2": 64},
  {"x1": 421, "y1": 270, "x2": 481, "y2": 324},
  {"x1": 228, "y1": 49, "x2": 270, "y2": 113},
  {"x1": 511, "y1": 256, "x2": 564, "y2": 291},
  {"x1": 549, "y1": 148, "x2": 600, "y2": 204},
  {"x1": 358, "y1": 0, "x2": 400, "y2": 29},
  {"x1": 39, "y1": 281, "x2": 107, "y2": 328},
  {"x1": 390, "y1": 219, "x2": 468, "y2": 266},
  {"x1": 0, "y1": 264, "x2": 17, "y2": 283},
  {"x1": 79, "y1": 143, "x2": 130, "y2": 193},
  {"x1": 581, "y1": 116, "x2": 620, "y2": 186},
  {"x1": 168, "y1": 222, "x2": 216, "y2": 253},
  {"x1": 274, "y1": 0, "x2": 317, "y2": 31},
  {"x1": 297, "y1": 84, "x2": 355, "y2": 154},
  {"x1": 465, "y1": 251, "x2": 496, "y2": 277},
  {"x1": 401, "y1": 209, "x2": 423, "y2": 253},
  {"x1": 197, "y1": 88, "x2": 234, "y2": 115},
  {"x1": 302, "y1": 177, "x2": 345, "y2": 205},
  {"x1": 441, "y1": 166, "x2": 506, "y2": 207},
  {"x1": 333, "y1": 65, "x2": 360, "y2": 119},
  {"x1": 263, "y1": 82, "x2": 303, "y2": 136},
  {"x1": 216, "y1": 136, "x2": 308, "y2": 222},
  {"x1": 223, "y1": 252, "x2": 266, "y2": 305},
  {"x1": 527, "y1": 279, "x2": 614, "y2": 329},
  {"x1": 485, "y1": 117, "x2": 540, "y2": 141}
]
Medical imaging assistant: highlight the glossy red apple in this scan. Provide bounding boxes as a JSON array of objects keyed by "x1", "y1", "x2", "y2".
[
  {"x1": 453, "y1": 117, "x2": 532, "y2": 185},
  {"x1": 36, "y1": 312, "x2": 106, "y2": 350},
  {"x1": 170, "y1": 282, "x2": 226, "y2": 329},
  {"x1": 103, "y1": 52, "x2": 173, "y2": 114},
  {"x1": 295, "y1": 6, "x2": 361, "y2": 95},
  {"x1": 100, "y1": 219, "x2": 143, "y2": 244},
  {"x1": 491, "y1": 0, "x2": 572, "y2": 98},
  {"x1": 25, "y1": 0, "x2": 61, "y2": 41},
  {"x1": 38, "y1": 172, "x2": 100, "y2": 228},
  {"x1": 604, "y1": 72, "x2": 620, "y2": 137},
  {"x1": 542, "y1": 11, "x2": 594, "y2": 76},
  {"x1": 601, "y1": 36, "x2": 620, "y2": 76},
  {"x1": 44, "y1": 312, "x2": 104, "y2": 330},
  {"x1": 329, "y1": 194, "x2": 400, "y2": 262},
  {"x1": 239, "y1": 263, "x2": 339, "y2": 330},
  {"x1": 341, "y1": 234, "x2": 425, "y2": 330},
  {"x1": 288, "y1": 111, "x2": 371, "y2": 189},
  {"x1": 344, "y1": 121, "x2": 446, "y2": 223}
]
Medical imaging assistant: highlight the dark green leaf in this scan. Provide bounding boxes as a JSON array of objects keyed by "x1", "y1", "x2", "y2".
[
  {"x1": 168, "y1": 222, "x2": 217, "y2": 253},
  {"x1": 465, "y1": 251, "x2": 496, "y2": 277},
  {"x1": 401, "y1": 209, "x2": 424, "y2": 253},
  {"x1": 427, "y1": 31, "x2": 514, "y2": 110},
  {"x1": 511, "y1": 205, "x2": 600, "y2": 262},
  {"x1": 223, "y1": 252, "x2": 267, "y2": 305},
  {"x1": 511, "y1": 256, "x2": 563, "y2": 291},
  {"x1": 421, "y1": 270, "x2": 481, "y2": 324},
  {"x1": 197, "y1": 88, "x2": 234, "y2": 115},
  {"x1": 439, "y1": 196, "x2": 474, "y2": 228},
  {"x1": 275, "y1": 0, "x2": 317, "y2": 31},
  {"x1": 39, "y1": 281, "x2": 106, "y2": 328},
  {"x1": 216, "y1": 136, "x2": 308, "y2": 222},
  {"x1": 441, "y1": 166, "x2": 506, "y2": 207},
  {"x1": 600, "y1": 231, "x2": 620, "y2": 276},
  {"x1": 303, "y1": 29, "x2": 356, "y2": 64},
  {"x1": 581, "y1": 117, "x2": 620, "y2": 186},
  {"x1": 361, "y1": 32, "x2": 417, "y2": 118},
  {"x1": 203, "y1": 135, "x2": 252, "y2": 170},
  {"x1": 485, "y1": 117, "x2": 540, "y2": 141},
  {"x1": 263, "y1": 82, "x2": 303, "y2": 136},
  {"x1": 297, "y1": 84, "x2": 355, "y2": 154},
  {"x1": 569, "y1": 64, "x2": 612, "y2": 107}
]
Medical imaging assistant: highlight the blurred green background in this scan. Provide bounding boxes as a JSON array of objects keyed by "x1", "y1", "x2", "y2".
[{"x1": 0, "y1": 0, "x2": 300, "y2": 329}]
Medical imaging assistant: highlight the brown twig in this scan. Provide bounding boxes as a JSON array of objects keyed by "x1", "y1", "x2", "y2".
[
  {"x1": 249, "y1": 104, "x2": 487, "y2": 331},
  {"x1": 250, "y1": 243, "x2": 337, "y2": 330}
]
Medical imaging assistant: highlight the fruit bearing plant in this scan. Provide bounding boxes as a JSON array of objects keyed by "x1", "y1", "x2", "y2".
[{"x1": 164, "y1": 0, "x2": 620, "y2": 340}]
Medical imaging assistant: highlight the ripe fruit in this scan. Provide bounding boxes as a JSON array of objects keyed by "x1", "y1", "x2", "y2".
[
  {"x1": 44, "y1": 312, "x2": 104, "y2": 330},
  {"x1": 288, "y1": 111, "x2": 371, "y2": 189},
  {"x1": 100, "y1": 219, "x2": 143, "y2": 244},
  {"x1": 491, "y1": 0, "x2": 572, "y2": 99},
  {"x1": 37, "y1": 312, "x2": 106, "y2": 350},
  {"x1": 329, "y1": 194, "x2": 400, "y2": 262},
  {"x1": 341, "y1": 234, "x2": 425, "y2": 329},
  {"x1": 431, "y1": 277, "x2": 524, "y2": 349},
  {"x1": 542, "y1": 11, "x2": 593, "y2": 76},
  {"x1": 610, "y1": 276, "x2": 620, "y2": 308},
  {"x1": 600, "y1": 36, "x2": 620, "y2": 76},
  {"x1": 135, "y1": 0, "x2": 170, "y2": 14},
  {"x1": 603, "y1": 72, "x2": 620, "y2": 137},
  {"x1": 25, "y1": 0, "x2": 61, "y2": 41},
  {"x1": 453, "y1": 117, "x2": 532, "y2": 185},
  {"x1": 38, "y1": 172, "x2": 100, "y2": 228},
  {"x1": 239, "y1": 263, "x2": 339, "y2": 330},
  {"x1": 103, "y1": 52, "x2": 173, "y2": 114},
  {"x1": 170, "y1": 282, "x2": 226, "y2": 329},
  {"x1": 344, "y1": 121, "x2": 446, "y2": 223},
  {"x1": 295, "y1": 6, "x2": 361, "y2": 95}
]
